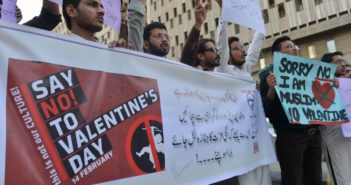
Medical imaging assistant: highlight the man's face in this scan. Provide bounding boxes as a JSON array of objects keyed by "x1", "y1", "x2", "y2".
[
  {"x1": 229, "y1": 41, "x2": 247, "y2": 66},
  {"x1": 344, "y1": 66, "x2": 351, "y2": 78},
  {"x1": 202, "y1": 41, "x2": 220, "y2": 68},
  {"x1": 145, "y1": 28, "x2": 170, "y2": 57},
  {"x1": 331, "y1": 55, "x2": 346, "y2": 77},
  {"x1": 0, "y1": 3, "x2": 23, "y2": 23},
  {"x1": 74, "y1": 0, "x2": 105, "y2": 33},
  {"x1": 280, "y1": 40, "x2": 299, "y2": 56}
]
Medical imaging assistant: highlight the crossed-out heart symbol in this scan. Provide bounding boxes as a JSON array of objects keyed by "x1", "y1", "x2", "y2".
[{"x1": 311, "y1": 79, "x2": 335, "y2": 109}]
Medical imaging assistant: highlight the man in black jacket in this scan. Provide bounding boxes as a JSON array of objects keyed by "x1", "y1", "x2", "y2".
[{"x1": 259, "y1": 36, "x2": 322, "y2": 185}]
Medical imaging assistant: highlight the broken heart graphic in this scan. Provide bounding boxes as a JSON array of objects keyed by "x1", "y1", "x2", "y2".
[{"x1": 311, "y1": 80, "x2": 335, "y2": 109}]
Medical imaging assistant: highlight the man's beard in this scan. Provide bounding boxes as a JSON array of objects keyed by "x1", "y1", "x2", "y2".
[
  {"x1": 205, "y1": 58, "x2": 220, "y2": 68},
  {"x1": 149, "y1": 43, "x2": 169, "y2": 57},
  {"x1": 230, "y1": 56, "x2": 245, "y2": 67},
  {"x1": 77, "y1": 16, "x2": 103, "y2": 33}
]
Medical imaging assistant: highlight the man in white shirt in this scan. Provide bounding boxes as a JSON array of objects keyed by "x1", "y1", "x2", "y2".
[{"x1": 214, "y1": 1, "x2": 272, "y2": 185}]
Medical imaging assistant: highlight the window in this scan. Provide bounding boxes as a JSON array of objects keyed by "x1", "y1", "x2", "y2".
[
  {"x1": 184, "y1": 31, "x2": 188, "y2": 41},
  {"x1": 180, "y1": 43, "x2": 184, "y2": 52},
  {"x1": 173, "y1": 8, "x2": 177, "y2": 17},
  {"x1": 278, "y1": 3, "x2": 286, "y2": 18},
  {"x1": 182, "y1": 3, "x2": 186, "y2": 13},
  {"x1": 187, "y1": 10, "x2": 191, "y2": 20},
  {"x1": 308, "y1": 45, "x2": 317, "y2": 58},
  {"x1": 178, "y1": 15, "x2": 182, "y2": 24},
  {"x1": 263, "y1": 9, "x2": 269, "y2": 23},
  {"x1": 210, "y1": 31, "x2": 215, "y2": 40},
  {"x1": 314, "y1": 0, "x2": 323, "y2": 5},
  {"x1": 327, "y1": 40, "x2": 336, "y2": 52},
  {"x1": 171, "y1": 47, "x2": 175, "y2": 57},
  {"x1": 260, "y1": 58, "x2": 266, "y2": 69},
  {"x1": 153, "y1": 1, "x2": 156, "y2": 10},
  {"x1": 166, "y1": 12, "x2": 169, "y2": 21},
  {"x1": 204, "y1": 22, "x2": 208, "y2": 34},
  {"x1": 175, "y1": 35, "x2": 179, "y2": 45},
  {"x1": 295, "y1": 0, "x2": 304, "y2": 12},
  {"x1": 215, "y1": 17, "x2": 219, "y2": 27},
  {"x1": 158, "y1": 16, "x2": 161, "y2": 22},
  {"x1": 161, "y1": 0, "x2": 164, "y2": 6},
  {"x1": 268, "y1": 0, "x2": 275, "y2": 8},
  {"x1": 170, "y1": 18, "x2": 174, "y2": 28},
  {"x1": 234, "y1": 24, "x2": 240, "y2": 34}
]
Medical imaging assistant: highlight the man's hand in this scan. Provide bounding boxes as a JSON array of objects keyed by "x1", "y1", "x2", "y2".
[
  {"x1": 108, "y1": 39, "x2": 134, "y2": 49},
  {"x1": 266, "y1": 72, "x2": 276, "y2": 101},
  {"x1": 194, "y1": 0, "x2": 209, "y2": 30},
  {"x1": 266, "y1": 72, "x2": 276, "y2": 88},
  {"x1": 43, "y1": 0, "x2": 60, "y2": 15}
]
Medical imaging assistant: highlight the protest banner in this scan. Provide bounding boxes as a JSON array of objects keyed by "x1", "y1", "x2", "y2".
[
  {"x1": 221, "y1": 0, "x2": 265, "y2": 34},
  {"x1": 338, "y1": 78, "x2": 351, "y2": 137},
  {"x1": 0, "y1": 22, "x2": 276, "y2": 185},
  {"x1": 273, "y1": 52, "x2": 349, "y2": 125}
]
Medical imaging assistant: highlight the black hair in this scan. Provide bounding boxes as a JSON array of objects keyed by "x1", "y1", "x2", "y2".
[
  {"x1": 196, "y1": 38, "x2": 215, "y2": 54},
  {"x1": 62, "y1": 0, "x2": 81, "y2": 30},
  {"x1": 320, "y1": 51, "x2": 343, "y2": 63},
  {"x1": 195, "y1": 38, "x2": 215, "y2": 65},
  {"x1": 271, "y1": 36, "x2": 291, "y2": 55},
  {"x1": 143, "y1": 22, "x2": 167, "y2": 41},
  {"x1": 228, "y1": 36, "x2": 239, "y2": 49}
]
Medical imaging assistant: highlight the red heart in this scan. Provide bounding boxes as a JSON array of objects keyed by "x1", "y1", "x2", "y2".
[{"x1": 311, "y1": 80, "x2": 335, "y2": 109}]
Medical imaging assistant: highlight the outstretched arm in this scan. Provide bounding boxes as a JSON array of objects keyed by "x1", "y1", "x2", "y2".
[
  {"x1": 180, "y1": 0, "x2": 208, "y2": 66},
  {"x1": 214, "y1": 0, "x2": 231, "y2": 73},
  {"x1": 244, "y1": 31, "x2": 265, "y2": 73}
]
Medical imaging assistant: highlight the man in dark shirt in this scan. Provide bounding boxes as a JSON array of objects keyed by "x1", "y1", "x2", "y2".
[
  {"x1": 259, "y1": 36, "x2": 322, "y2": 185},
  {"x1": 0, "y1": 0, "x2": 61, "y2": 31}
]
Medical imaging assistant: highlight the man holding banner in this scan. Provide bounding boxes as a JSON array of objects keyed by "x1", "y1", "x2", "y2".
[{"x1": 259, "y1": 36, "x2": 323, "y2": 185}]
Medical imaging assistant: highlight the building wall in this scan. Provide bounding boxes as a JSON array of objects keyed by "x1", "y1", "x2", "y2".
[
  {"x1": 53, "y1": 0, "x2": 351, "y2": 80},
  {"x1": 146, "y1": 0, "x2": 351, "y2": 80}
]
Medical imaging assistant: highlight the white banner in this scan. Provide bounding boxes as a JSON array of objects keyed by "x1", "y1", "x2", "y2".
[
  {"x1": 0, "y1": 21, "x2": 276, "y2": 185},
  {"x1": 221, "y1": 0, "x2": 265, "y2": 34}
]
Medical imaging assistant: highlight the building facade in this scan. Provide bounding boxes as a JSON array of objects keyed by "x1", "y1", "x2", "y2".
[{"x1": 147, "y1": 0, "x2": 351, "y2": 79}]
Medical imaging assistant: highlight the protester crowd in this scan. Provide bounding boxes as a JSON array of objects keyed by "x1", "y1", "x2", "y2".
[{"x1": 1, "y1": 0, "x2": 351, "y2": 184}]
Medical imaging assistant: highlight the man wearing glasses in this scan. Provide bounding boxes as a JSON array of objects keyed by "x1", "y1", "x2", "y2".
[
  {"x1": 320, "y1": 51, "x2": 350, "y2": 185},
  {"x1": 259, "y1": 36, "x2": 322, "y2": 185},
  {"x1": 142, "y1": 22, "x2": 170, "y2": 57}
]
